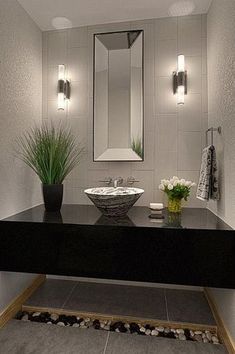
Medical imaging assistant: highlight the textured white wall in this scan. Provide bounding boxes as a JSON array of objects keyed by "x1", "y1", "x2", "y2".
[
  {"x1": 43, "y1": 15, "x2": 208, "y2": 208},
  {"x1": 207, "y1": 0, "x2": 235, "y2": 342},
  {"x1": 0, "y1": 0, "x2": 42, "y2": 312}
]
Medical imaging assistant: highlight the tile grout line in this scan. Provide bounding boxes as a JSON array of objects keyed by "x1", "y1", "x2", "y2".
[
  {"x1": 61, "y1": 283, "x2": 78, "y2": 310},
  {"x1": 164, "y1": 289, "x2": 170, "y2": 322},
  {"x1": 103, "y1": 331, "x2": 110, "y2": 354}
]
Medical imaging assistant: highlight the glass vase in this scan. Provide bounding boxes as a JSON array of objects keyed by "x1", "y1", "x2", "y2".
[{"x1": 168, "y1": 197, "x2": 182, "y2": 213}]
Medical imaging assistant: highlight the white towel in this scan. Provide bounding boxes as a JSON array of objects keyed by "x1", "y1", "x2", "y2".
[{"x1": 196, "y1": 145, "x2": 219, "y2": 201}]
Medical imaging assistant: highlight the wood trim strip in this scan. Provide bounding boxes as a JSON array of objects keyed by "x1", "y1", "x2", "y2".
[
  {"x1": 0, "y1": 274, "x2": 46, "y2": 329},
  {"x1": 204, "y1": 288, "x2": 235, "y2": 354},
  {"x1": 22, "y1": 304, "x2": 217, "y2": 333}
]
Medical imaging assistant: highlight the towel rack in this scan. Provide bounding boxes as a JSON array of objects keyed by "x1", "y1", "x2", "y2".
[{"x1": 206, "y1": 126, "x2": 222, "y2": 146}]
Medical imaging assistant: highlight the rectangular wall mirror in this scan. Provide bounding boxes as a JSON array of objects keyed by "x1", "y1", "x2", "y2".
[{"x1": 93, "y1": 30, "x2": 144, "y2": 161}]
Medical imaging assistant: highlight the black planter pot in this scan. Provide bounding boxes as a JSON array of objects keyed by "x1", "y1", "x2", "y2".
[{"x1": 42, "y1": 184, "x2": 63, "y2": 212}]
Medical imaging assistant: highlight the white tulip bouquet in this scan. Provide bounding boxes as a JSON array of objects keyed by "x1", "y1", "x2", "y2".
[{"x1": 159, "y1": 176, "x2": 196, "y2": 212}]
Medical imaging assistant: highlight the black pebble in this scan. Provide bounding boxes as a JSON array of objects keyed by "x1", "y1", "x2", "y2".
[
  {"x1": 112, "y1": 321, "x2": 124, "y2": 330},
  {"x1": 165, "y1": 332, "x2": 175, "y2": 339},
  {"x1": 15, "y1": 311, "x2": 25, "y2": 320},
  {"x1": 119, "y1": 325, "x2": 127, "y2": 333},
  {"x1": 58, "y1": 315, "x2": 68, "y2": 325},
  {"x1": 93, "y1": 320, "x2": 100, "y2": 330},
  {"x1": 158, "y1": 332, "x2": 165, "y2": 338},
  {"x1": 66, "y1": 316, "x2": 77, "y2": 325},
  {"x1": 184, "y1": 329, "x2": 191, "y2": 339},
  {"x1": 129, "y1": 323, "x2": 139, "y2": 333}
]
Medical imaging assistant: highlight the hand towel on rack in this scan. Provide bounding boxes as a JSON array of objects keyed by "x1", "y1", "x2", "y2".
[{"x1": 196, "y1": 145, "x2": 219, "y2": 201}]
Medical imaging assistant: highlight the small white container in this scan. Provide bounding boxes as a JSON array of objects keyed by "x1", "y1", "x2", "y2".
[
  {"x1": 150, "y1": 203, "x2": 164, "y2": 210},
  {"x1": 149, "y1": 202, "x2": 164, "y2": 219}
]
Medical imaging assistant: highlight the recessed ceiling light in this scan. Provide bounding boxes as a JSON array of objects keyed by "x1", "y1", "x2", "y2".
[
  {"x1": 52, "y1": 17, "x2": 72, "y2": 30},
  {"x1": 169, "y1": 1, "x2": 195, "y2": 16}
]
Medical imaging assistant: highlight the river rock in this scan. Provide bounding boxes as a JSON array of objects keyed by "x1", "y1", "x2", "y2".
[
  {"x1": 179, "y1": 334, "x2": 186, "y2": 340},
  {"x1": 32, "y1": 312, "x2": 41, "y2": 317}
]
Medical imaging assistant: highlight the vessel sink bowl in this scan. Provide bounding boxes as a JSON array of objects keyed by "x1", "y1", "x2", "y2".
[{"x1": 84, "y1": 187, "x2": 144, "y2": 217}]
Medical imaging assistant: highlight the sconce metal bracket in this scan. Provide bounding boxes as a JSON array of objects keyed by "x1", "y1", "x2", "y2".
[
  {"x1": 173, "y1": 71, "x2": 187, "y2": 94},
  {"x1": 58, "y1": 79, "x2": 71, "y2": 99}
]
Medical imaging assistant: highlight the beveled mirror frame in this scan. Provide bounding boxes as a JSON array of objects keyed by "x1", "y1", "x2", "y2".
[{"x1": 93, "y1": 30, "x2": 144, "y2": 162}]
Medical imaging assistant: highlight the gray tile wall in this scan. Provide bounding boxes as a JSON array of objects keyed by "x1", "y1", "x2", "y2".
[{"x1": 42, "y1": 15, "x2": 207, "y2": 207}]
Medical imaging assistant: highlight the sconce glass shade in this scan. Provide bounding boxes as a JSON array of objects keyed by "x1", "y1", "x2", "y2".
[
  {"x1": 58, "y1": 64, "x2": 65, "y2": 81},
  {"x1": 173, "y1": 54, "x2": 187, "y2": 105},
  {"x1": 58, "y1": 92, "x2": 65, "y2": 110},
  {"x1": 57, "y1": 64, "x2": 70, "y2": 110},
  {"x1": 177, "y1": 85, "x2": 185, "y2": 105},
  {"x1": 178, "y1": 54, "x2": 185, "y2": 72}
]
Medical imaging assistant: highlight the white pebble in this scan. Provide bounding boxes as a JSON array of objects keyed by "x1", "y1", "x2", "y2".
[
  {"x1": 140, "y1": 327, "x2": 146, "y2": 333},
  {"x1": 84, "y1": 318, "x2": 90, "y2": 323},
  {"x1": 156, "y1": 326, "x2": 164, "y2": 332},
  {"x1": 32, "y1": 312, "x2": 41, "y2": 317},
  {"x1": 176, "y1": 329, "x2": 184, "y2": 334},
  {"x1": 104, "y1": 325, "x2": 110, "y2": 331},
  {"x1": 179, "y1": 334, "x2": 186, "y2": 341},
  {"x1": 80, "y1": 321, "x2": 85, "y2": 326},
  {"x1": 124, "y1": 323, "x2": 130, "y2": 329},
  {"x1": 203, "y1": 338, "x2": 209, "y2": 343},
  {"x1": 51, "y1": 314, "x2": 59, "y2": 321},
  {"x1": 145, "y1": 329, "x2": 151, "y2": 335},
  {"x1": 194, "y1": 334, "x2": 203, "y2": 342},
  {"x1": 22, "y1": 315, "x2": 29, "y2": 321},
  {"x1": 212, "y1": 336, "x2": 219, "y2": 343},
  {"x1": 57, "y1": 322, "x2": 65, "y2": 327},
  {"x1": 100, "y1": 323, "x2": 105, "y2": 328},
  {"x1": 164, "y1": 328, "x2": 170, "y2": 334},
  {"x1": 195, "y1": 330, "x2": 202, "y2": 335},
  {"x1": 171, "y1": 328, "x2": 176, "y2": 333},
  {"x1": 72, "y1": 323, "x2": 80, "y2": 327},
  {"x1": 190, "y1": 330, "x2": 194, "y2": 337},
  {"x1": 206, "y1": 332, "x2": 212, "y2": 341},
  {"x1": 151, "y1": 330, "x2": 159, "y2": 336},
  {"x1": 115, "y1": 328, "x2": 120, "y2": 333},
  {"x1": 46, "y1": 321, "x2": 52, "y2": 325}
]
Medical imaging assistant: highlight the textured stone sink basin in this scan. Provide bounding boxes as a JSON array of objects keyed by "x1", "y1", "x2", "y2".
[{"x1": 84, "y1": 187, "x2": 144, "y2": 217}]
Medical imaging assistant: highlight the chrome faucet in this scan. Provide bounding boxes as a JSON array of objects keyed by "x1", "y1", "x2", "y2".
[{"x1": 113, "y1": 177, "x2": 123, "y2": 188}]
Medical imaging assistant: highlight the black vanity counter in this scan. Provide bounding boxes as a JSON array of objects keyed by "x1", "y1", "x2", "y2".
[
  {"x1": 2, "y1": 204, "x2": 232, "y2": 230},
  {"x1": 0, "y1": 205, "x2": 234, "y2": 288}
]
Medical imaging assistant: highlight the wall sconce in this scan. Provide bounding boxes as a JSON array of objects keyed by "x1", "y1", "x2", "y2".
[
  {"x1": 57, "y1": 64, "x2": 70, "y2": 110},
  {"x1": 173, "y1": 55, "x2": 187, "y2": 105}
]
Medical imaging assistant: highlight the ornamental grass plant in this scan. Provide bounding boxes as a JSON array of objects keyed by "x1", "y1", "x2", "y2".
[{"x1": 16, "y1": 124, "x2": 84, "y2": 185}]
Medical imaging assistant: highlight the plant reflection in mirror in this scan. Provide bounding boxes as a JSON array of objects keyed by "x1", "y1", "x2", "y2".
[{"x1": 131, "y1": 137, "x2": 143, "y2": 159}]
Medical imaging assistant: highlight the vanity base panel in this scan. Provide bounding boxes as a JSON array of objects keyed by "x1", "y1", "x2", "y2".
[{"x1": 0, "y1": 218, "x2": 234, "y2": 288}]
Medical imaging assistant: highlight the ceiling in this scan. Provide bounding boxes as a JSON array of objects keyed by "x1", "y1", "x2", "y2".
[{"x1": 17, "y1": 0, "x2": 212, "y2": 31}]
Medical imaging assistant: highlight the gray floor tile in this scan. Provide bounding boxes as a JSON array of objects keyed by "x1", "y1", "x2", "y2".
[
  {"x1": 63, "y1": 282, "x2": 167, "y2": 320},
  {"x1": 166, "y1": 289, "x2": 216, "y2": 325},
  {"x1": 212, "y1": 345, "x2": 229, "y2": 354},
  {"x1": 105, "y1": 332, "x2": 225, "y2": 354},
  {"x1": 25, "y1": 279, "x2": 77, "y2": 309},
  {"x1": 105, "y1": 332, "x2": 154, "y2": 354},
  {"x1": 0, "y1": 320, "x2": 108, "y2": 354}
]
